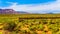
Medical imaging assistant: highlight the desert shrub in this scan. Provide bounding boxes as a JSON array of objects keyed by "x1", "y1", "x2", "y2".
[
  {"x1": 38, "y1": 24, "x2": 44, "y2": 31},
  {"x1": 3, "y1": 21, "x2": 17, "y2": 32},
  {"x1": 29, "y1": 25, "x2": 37, "y2": 31},
  {"x1": 41, "y1": 19, "x2": 48, "y2": 24}
]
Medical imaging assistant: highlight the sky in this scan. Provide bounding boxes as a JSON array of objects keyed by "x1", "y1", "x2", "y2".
[{"x1": 0, "y1": 0, "x2": 60, "y2": 13}]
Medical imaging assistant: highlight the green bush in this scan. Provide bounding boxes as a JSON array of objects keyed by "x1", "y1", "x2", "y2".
[{"x1": 3, "y1": 21, "x2": 16, "y2": 32}]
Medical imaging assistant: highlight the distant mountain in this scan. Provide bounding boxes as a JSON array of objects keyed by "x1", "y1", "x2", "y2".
[
  {"x1": 0, "y1": 9, "x2": 28, "y2": 14},
  {"x1": 46, "y1": 12, "x2": 53, "y2": 14},
  {"x1": 16, "y1": 11, "x2": 29, "y2": 14}
]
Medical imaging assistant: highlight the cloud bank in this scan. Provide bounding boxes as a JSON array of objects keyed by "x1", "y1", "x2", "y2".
[{"x1": 0, "y1": 0, "x2": 60, "y2": 13}]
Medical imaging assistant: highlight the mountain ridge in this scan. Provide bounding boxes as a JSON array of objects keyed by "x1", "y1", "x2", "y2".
[{"x1": 0, "y1": 9, "x2": 28, "y2": 14}]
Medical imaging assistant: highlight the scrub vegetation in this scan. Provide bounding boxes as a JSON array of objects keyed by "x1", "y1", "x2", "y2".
[{"x1": 0, "y1": 14, "x2": 60, "y2": 34}]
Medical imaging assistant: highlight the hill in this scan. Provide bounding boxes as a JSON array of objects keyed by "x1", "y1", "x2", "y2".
[{"x1": 0, "y1": 9, "x2": 28, "y2": 14}]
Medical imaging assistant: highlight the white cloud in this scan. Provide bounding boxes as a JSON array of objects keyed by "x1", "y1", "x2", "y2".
[{"x1": 1, "y1": 0, "x2": 60, "y2": 13}]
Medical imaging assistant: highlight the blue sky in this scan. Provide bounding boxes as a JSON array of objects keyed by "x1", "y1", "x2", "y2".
[
  {"x1": 0, "y1": 0, "x2": 55, "y2": 7},
  {"x1": 0, "y1": 0, "x2": 60, "y2": 13}
]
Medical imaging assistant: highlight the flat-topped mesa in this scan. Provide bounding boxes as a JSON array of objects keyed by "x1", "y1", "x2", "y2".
[
  {"x1": 3, "y1": 9, "x2": 15, "y2": 12},
  {"x1": 0, "y1": 9, "x2": 19, "y2": 14},
  {"x1": 0, "y1": 9, "x2": 14, "y2": 11}
]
